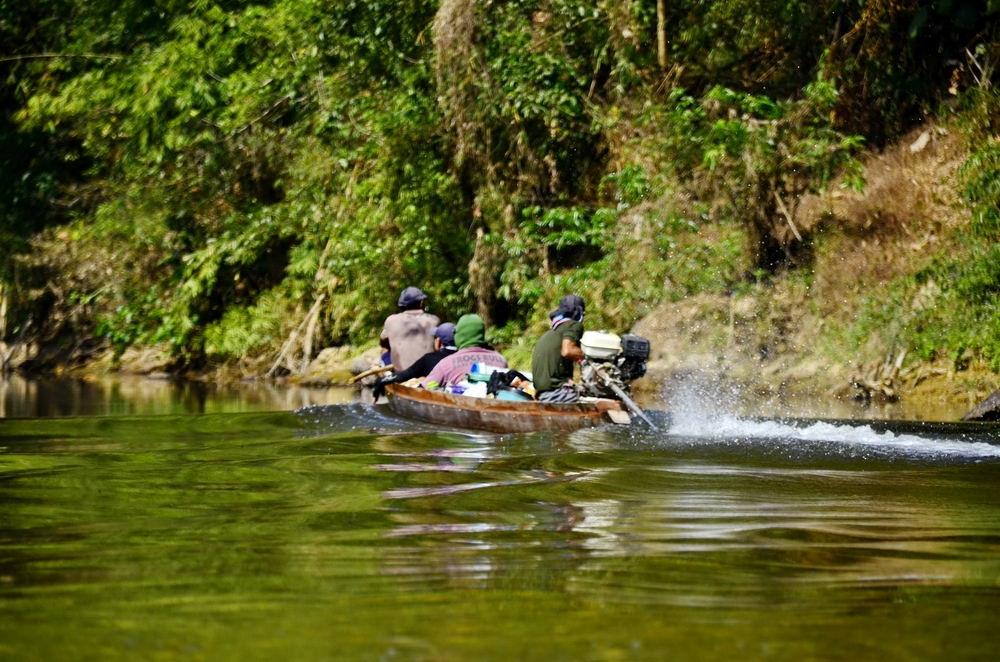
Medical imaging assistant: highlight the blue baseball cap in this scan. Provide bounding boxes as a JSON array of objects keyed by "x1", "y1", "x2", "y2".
[
  {"x1": 397, "y1": 286, "x2": 428, "y2": 308},
  {"x1": 434, "y1": 322, "x2": 456, "y2": 346}
]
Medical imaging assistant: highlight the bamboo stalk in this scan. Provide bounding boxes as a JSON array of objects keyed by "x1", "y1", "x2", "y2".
[
  {"x1": 0, "y1": 52, "x2": 124, "y2": 63},
  {"x1": 266, "y1": 295, "x2": 328, "y2": 378},
  {"x1": 656, "y1": 0, "x2": 668, "y2": 70}
]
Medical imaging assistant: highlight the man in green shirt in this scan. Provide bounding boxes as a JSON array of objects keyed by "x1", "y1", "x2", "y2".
[{"x1": 531, "y1": 294, "x2": 586, "y2": 403}]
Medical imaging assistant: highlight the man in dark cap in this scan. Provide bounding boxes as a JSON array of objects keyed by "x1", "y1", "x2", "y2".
[
  {"x1": 530, "y1": 294, "x2": 586, "y2": 403},
  {"x1": 372, "y1": 323, "x2": 457, "y2": 400},
  {"x1": 380, "y1": 286, "x2": 439, "y2": 372},
  {"x1": 379, "y1": 323, "x2": 456, "y2": 384}
]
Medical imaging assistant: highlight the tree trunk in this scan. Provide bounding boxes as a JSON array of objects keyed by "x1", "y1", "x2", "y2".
[
  {"x1": 656, "y1": 0, "x2": 668, "y2": 70},
  {"x1": 0, "y1": 282, "x2": 6, "y2": 340},
  {"x1": 468, "y1": 228, "x2": 498, "y2": 327}
]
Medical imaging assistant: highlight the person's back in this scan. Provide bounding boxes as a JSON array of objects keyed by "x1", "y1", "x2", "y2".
[
  {"x1": 386, "y1": 323, "x2": 457, "y2": 383},
  {"x1": 531, "y1": 295, "x2": 585, "y2": 402},
  {"x1": 531, "y1": 320, "x2": 583, "y2": 392},
  {"x1": 425, "y1": 347, "x2": 507, "y2": 387},
  {"x1": 380, "y1": 287, "x2": 439, "y2": 371},
  {"x1": 424, "y1": 314, "x2": 507, "y2": 387}
]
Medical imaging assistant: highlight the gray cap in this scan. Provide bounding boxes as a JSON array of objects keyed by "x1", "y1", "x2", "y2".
[
  {"x1": 433, "y1": 322, "x2": 456, "y2": 346},
  {"x1": 397, "y1": 286, "x2": 428, "y2": 308}
]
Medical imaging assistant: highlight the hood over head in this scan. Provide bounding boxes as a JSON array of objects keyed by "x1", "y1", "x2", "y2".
[
  {"x1": 454, "y1": 314, "x2": 487, "y2": 349},
  {"x1": 548, "y1": 294, "x2": 585, "y2": 322}
]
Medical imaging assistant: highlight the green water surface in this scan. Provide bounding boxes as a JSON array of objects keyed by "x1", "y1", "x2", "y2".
[{"x1": 2, "y1": 398, "x2": 1000, "y2": 660}]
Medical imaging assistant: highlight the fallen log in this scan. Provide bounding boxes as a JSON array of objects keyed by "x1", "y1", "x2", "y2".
[{"x1": 962, "y1": 388, "x2": 1000, "y2": 422}]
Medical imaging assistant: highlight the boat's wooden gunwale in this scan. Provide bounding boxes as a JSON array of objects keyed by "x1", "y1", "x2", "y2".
[{"x1": 385, "y1": 384, "x2": 624, "y2": 433}]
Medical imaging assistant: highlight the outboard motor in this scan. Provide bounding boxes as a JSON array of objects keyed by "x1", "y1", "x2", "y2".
[
  {"x1": 579, "y1": 331, "x2": 651, "y2": 398},
  {"x1": 619, "y1": 334, "x2": 651, "y2": 382}
]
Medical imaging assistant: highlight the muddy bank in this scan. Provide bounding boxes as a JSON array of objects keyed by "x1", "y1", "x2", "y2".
[
  {"x1": 624, "y1": 123, "x2": 997, "y2": 422},
  {"x1": 629, "y1": 292, "x2": 998, "y2": 421},
  {"x1": 5, "y1": 331, "x2": 992, "y2": 422},
  {"x1": 1, "y1": 338, "x2": 379, "y2": 388}
]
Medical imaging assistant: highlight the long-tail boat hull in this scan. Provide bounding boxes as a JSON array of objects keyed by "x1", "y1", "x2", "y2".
[{"x1": 384, "y1": 384, "x2": 626, "y2": 433}]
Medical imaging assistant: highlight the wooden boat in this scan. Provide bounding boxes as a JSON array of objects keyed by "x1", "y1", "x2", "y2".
[{"x1": 384, "y1": 383, "x2": 628, "y2": 433}]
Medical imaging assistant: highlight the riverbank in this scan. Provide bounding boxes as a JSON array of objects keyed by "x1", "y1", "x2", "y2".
[
  {"x1": 3, "y1": 116, "x2": 996, "y2": 421},
  {"x1": 2, "y1": 341, "x2": 988, "y2": 422}
]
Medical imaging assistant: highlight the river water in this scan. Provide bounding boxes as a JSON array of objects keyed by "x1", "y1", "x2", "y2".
[{"x1": 2, "y1": 377, "x2": 999, "y2": 659}]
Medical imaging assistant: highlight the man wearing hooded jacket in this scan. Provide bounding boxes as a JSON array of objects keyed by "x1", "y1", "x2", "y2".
[
  {"x1": 423, "y1": 314, "x2": 507, "y2": 387},
  {"x1": 531, "y1": 294, "x2": 586, "y2": 403}
]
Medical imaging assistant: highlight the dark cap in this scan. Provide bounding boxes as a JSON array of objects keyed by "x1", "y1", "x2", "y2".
[
  {"x1": 397, "y1": 286, "x2": 428, "y2": 308},
  {"x1": 433, "y1": 322, "x2": 456, "y2": 346},
  {"x1": 549, "y1": 294, "x2": 585, "y2": 321}
]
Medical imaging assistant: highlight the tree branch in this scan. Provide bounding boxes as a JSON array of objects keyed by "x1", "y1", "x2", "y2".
[
  {"x1": 773, "y1": 190, "x2": 803, "y2": 242},
  {"x1": 0, "y1": 52, "x2": 124, "y2": 64}
]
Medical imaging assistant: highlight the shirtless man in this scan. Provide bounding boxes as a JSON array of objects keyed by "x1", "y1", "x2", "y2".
[{"x1": 380, "y1": 286, "x2": 439, "y2": 372}]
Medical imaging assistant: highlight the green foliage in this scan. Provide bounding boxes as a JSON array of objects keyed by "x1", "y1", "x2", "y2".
[
  {"x1": 826, "y1": 0, "x2": 996, "y2": 144},
  {"x1": 601, "y1": 165, "x2": 653, "y2": 208},
  {"x1": 2, "y1": 0, "x2": 995, "y2": 371},
  {"x1": 629, "y1": 77, "x2": 863, "y2": 271},
  {"x1": 520, "y1": 206, "x2": 615, "y2": 250},
  {"x1": 6, "y1": 0, "x2": 472, "y2": 358},
  {"x1": 204, "y1": 288, "x2": 289, "y2": 360},
  {"x1": 94, "y1": 287, "x2": 169, "y2": 357},
  {"x1": 668, "y1": 0, "x2": 852, "y2": 95},
  {"x1": 476, "y1": 0, "x2": 609, "y2": 185},
  {"x1": 654, "y1": 219, "x2": 747, "y2": 301},
  {"x1": 849, "y1": 88, "x2": 1000, "y2": 370},
  {"x1": 961, "y1": 139, "x2": 1000, "y2": 237},
  {"x1": 853, "y1": 244, "x2": 1000, "y2": 372}
]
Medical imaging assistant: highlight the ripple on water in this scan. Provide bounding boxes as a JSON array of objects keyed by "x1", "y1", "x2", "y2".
[
  {"x1": 3, "y1": 405, "x2": 1000, "y2": 658},
  {"x1": 662, "y1": 415, "x2": 1000, "y2": 461}
]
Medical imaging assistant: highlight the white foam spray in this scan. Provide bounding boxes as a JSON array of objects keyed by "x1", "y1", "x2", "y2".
[{"x1": 665, "y1": 371, "x2": 1000, "y2": 459}]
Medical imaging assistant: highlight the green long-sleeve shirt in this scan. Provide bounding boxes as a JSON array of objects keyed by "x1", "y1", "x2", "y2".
[{"x1": 530, "y1": 320, "x2": 583, "y2": 393}]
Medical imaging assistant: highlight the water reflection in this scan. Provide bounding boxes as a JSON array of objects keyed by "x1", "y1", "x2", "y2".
[
  {"x1": 365, "y1": 423, "x2": 1000, "y2": 612},
  {"x1": 371, "y1": 433, "x2": 595, "y2": 590},
  {"x1": 0, "y1": 374, "x2": 354, "y2": 418},
  {"x1": 3, "y1": 403, "x2": 1000, "y2": 659}
]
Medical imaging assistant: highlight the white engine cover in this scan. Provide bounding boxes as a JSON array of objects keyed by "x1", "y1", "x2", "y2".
[{"x1": 581, "y1": 331, "x2": 622, "y2": 360}]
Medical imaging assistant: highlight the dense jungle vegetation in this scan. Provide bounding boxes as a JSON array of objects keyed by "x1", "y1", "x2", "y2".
[{"x1": 1, "y1": 0, "x2": 998, "y2": 376}]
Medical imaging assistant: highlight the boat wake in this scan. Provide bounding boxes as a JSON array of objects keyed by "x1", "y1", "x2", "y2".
[
  {"x1": 661, "y1": 373, "x2": 1000, "y2": 460},
  {"x1": 292, "y1": 382, "x2": 1000, "y2": 461},
  {"x1": 668, "y1": 414, "x2": 1000, "y2": 459},
  {"x1": 295, "y1": 402, "x2": 432, "y2": 434}
]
